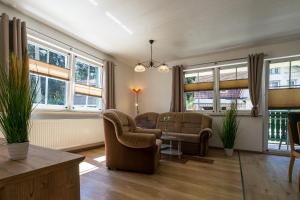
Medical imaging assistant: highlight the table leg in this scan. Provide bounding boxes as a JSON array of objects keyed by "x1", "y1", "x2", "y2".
[{"x1": 178, "y1": 141, "x2": 181, "y2": 159}]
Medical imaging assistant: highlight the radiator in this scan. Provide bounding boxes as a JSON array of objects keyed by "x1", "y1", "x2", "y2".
[{"x1": 29, "y1": 119, "x2": 104, "y2": 150}]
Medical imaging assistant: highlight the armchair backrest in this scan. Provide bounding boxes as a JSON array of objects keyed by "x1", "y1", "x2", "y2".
[
  {"x1": 105, "y1": 109, "x2": 136, "y2": 132},
  {"x1": 135, "y1": 112, "x2": 159, "y2": 129},
  {"x1": 288, "y1": 112, "x2": 300, "y2": 146}
]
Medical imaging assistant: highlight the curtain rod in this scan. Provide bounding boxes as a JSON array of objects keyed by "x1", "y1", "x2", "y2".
[{"x1": 186, "y1": 56, "x2": 248, "y2": 68}]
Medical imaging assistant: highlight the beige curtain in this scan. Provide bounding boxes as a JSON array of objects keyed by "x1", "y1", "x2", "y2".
[
  {"x1": 248, "y1": 53, "x2": 264, "y2": 117},
  {"x1": 170, "y1": 65, "x2": 184, "y2": 112},
  {"x1": 104, "y1": 61, "x2": 116, "y2": 109},
  {"x1": 0, "y1": 13, "x2": 28, "y2": 72}
]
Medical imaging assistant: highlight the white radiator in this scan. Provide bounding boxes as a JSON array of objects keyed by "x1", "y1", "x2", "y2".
[{"x1": 29, "y1": 119, "x2": 104, "y2": 150}]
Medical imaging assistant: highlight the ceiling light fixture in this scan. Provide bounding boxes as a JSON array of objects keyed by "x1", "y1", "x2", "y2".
[
  {"x1": 105, "y1": 11, "x2": 133, "y2": 35},
  {"x1": 89, "y1": 0, "x2": 98, "y2": 6},
  {"x1": 134, "y1": 40, "x2": 169, "y2": 73}
]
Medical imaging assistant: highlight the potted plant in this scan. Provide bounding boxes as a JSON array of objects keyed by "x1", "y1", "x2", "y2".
[
  {"x1": 218, "y1": 104, "x2": 239, "y2": 156},
  {"x1": 0, "y1": 53, "x2": 36, "y2": 160}
]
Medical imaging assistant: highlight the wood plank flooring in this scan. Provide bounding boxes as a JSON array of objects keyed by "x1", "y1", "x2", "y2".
[
  {"x1": 78, "y1": 148, "x2": 300, "y2": 200},
  {"x1": 78, "y1": 148, "x2": 242, "y2": 200}
]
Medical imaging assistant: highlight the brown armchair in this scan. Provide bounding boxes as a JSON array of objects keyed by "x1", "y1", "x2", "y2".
[{"x1": 103, "y1": 110, "x2": 161, "y2": 174}]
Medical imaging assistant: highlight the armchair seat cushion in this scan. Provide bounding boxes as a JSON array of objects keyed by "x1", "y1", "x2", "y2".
[
  {"x1": 163, "y1": 132, "x2": 200, "y2": 143},
  {"x1": 136, "y1": 127, "x2": 162, "y2": 138}
]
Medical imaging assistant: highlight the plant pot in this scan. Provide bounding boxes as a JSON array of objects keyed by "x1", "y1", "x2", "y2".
[
  {"x1": 224, "y1": 148, "x2": 234, "y2": 156},
  {"x1": 7, "y1": 142, "x2": 29, "y2": 160}
]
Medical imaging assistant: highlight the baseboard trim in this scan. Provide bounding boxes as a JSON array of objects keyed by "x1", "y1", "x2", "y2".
[{"x1": 63, "y1": 142, "x2": 105, "y2": 153}]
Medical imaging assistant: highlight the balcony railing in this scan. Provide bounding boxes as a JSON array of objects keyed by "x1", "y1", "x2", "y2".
[{"x1": 268, "y1": 110, "x2": 288, "y2": 149}]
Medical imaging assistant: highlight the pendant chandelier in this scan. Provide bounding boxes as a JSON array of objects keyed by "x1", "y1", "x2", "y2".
[{"x1": 134, "y1": 40, "x2": 169, "y2": 73}]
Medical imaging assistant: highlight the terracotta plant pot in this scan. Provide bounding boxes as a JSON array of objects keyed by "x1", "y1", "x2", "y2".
[
  {"x1": 7, "y1": 142, "x2": 29, "y2": 160},
  {"x1": 224, "y1": 148, "x2": 234, "y2": 156}
]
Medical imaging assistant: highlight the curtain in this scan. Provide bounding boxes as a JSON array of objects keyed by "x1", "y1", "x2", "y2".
[
  {"x1": 248, "y1": 53, "x2": 264, "y2": 117},
  {"x1": 104, "y1": 61, "x2": 116, "y2": 109},
  {"x1": 170, "y1": 65, "x2": 184, "y2": 112},
  {"x1": 0, "y1": 13, "x2": 28, "y2": 72}
]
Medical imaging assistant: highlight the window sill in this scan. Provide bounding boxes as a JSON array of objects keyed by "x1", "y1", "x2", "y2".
[
  {"x1": 31, "y1": 109, "x2": 103, "y2": 120},
  {"x1": 185, "y1": 110, "x2": 263, "y2": 117}
]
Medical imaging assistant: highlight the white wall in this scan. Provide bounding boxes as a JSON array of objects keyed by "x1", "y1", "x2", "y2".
[
  {"x1": 0, "y1": 3, "x2": 135, "y2": 149},
  {"x1": 133, "y1": 39, "x2": 300, "y2": 152}
]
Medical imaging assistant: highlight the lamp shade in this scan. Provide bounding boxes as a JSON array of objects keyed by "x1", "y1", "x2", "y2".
[
  {"x1": 134, "y1": 64, "x2": 146, "y2": 72},
  {"x1": 158, "y1": 64, "x2": 169, "y2": 73}
]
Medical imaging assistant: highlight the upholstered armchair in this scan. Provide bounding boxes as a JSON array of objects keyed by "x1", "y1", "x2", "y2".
[{"x1": 103, "y1": 110, "x2": 161, "y2": 174}]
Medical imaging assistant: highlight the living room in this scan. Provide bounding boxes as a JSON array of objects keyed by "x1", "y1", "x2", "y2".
[{"x1": 0, "y1": 0, "x2": 300, "y2": 200}]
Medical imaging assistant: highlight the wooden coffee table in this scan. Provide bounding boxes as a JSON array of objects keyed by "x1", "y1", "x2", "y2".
[{"x1": 160, "y1": 134, "x2": 183, "y2": 159}]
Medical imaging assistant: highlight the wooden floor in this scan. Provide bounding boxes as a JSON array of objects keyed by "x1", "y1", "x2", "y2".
[{"x1": 78, "y1": 148, "x2": 300, "y2": 200}]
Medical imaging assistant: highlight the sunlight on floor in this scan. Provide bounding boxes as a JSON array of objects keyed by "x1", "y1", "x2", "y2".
[
  {"x1": 94, "y1": 155, "x2": 106, "y2": 163},
  {"x1": 79, "y1": 162, "x2": 99, "y2": 175}
]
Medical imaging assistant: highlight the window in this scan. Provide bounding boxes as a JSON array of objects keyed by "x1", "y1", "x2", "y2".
[
  {"x1": 270, "y1": 80, "x2": 280, "y2": 88},
  {"x1": 219, "y1": 66, "x2": 252, "y2": 111},
  {"x1": 30, "y1": 74, "x2": 67, "y2": 107},
  {"x1": 184, "y1": 70, "x2": 214, "y2": 111},
  {"x1": 28, "y1": 40, "x2": 103, "y2": 111},
  {"x1": 270, "y1": 67, "x2": 280, "y2": 74},
  {"x1": 73, "y1": 58, "x2": 102, "y2": 110},
  {"x1": 268, "y1": 59, "x2": 300, "y2": 109},
  {"x1": 28, "y1": 41, "x2": 68, "y2": 68},
  {"x1": 184, "y1": 62, "x2": 252, "y2": 113}
]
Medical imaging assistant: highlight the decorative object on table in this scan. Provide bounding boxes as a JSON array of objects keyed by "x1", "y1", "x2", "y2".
[
  {"x1": 134, "y1": 39, "x2": 169, "y2": 73},
  {"x1": 132, "y1": 88, "x2": 142, "y2": 115},
  {"x1": 218, "y1": 104, "x2": 239, "y2": 156},
  {"x1": 0, "y1": 53, "x2": 36, "y2": 160}
]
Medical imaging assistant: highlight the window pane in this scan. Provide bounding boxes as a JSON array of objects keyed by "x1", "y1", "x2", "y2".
[
  {"x1": 74, "y1": 94, "x2": 87, "y2": 105},
  {"x1": 291, "y1": 60, "x2": 300, "y2": 88},
  {"x1": 220, "y1": 68, "x2": 236, "y2": 81},
  {"x1": 220, "y1": 89, "x2": 252, "y2": 110},
  {"x1": 49, "y1": 51, "x2": 66, "y2": 68},
  {"x1": 74, "y1": 94, "x2": 101, "y2": 109},
  {"x1": 89, "y1": 66, "x2": 100, "y2": 87},
  {"x1": 269, "y1": 62, "x2": 290, "y2": 89},
  {"x1": 30, "y1": 74, "x2": 46, "y2": 104},
  {"x1": 75, "y1": 61, "x2": 88, "y2": 85},
  {"x1": 198, "y1": 70, "x2": 213, "y2": 82},
  {"x1": 237, "y1": 67, "x2": 248, "y2": 79},
  {"x1": 184, "y1": 73, "x2": 197, "y2": 84},
  {"x1": 87, "y1": 96, "x2": 101, "y2": 108},
  {"x1": 28, "y1": 44, "x2": 35, "y2": 59},
  {"x1": 185, "y1": 91, "x2": 214, "y2": 111},
  {"x1": 38, "y1": 47, "x2": 48, "y2": 63},
  {"x1": 47, "y1": 78, "x2": 66, "y2": 105}
]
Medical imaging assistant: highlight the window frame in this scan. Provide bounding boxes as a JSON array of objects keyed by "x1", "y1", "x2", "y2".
[
  {"x1": 184, "y1": 62, "x2": 252, "y2": 115},
  {"x1": 72, "y1": 56, "x2": 103, "y2": 111},
  {"x1": 28, "y1": 38, "x2": 104, "y2": 113},
  {"x1": 30, "y1": 73, "x2": 69, "y2": 110}
]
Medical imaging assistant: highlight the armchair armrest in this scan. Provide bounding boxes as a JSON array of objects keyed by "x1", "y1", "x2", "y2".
[
  {"x1": 199, "y1": 128, "x2": 213, "y2": 137},
  {"x1": 118, "y1": 131, "x2": 156, "y2": 149},
  {"x1": 135, "y1": 127, "x2": 162, "y2": 138}
]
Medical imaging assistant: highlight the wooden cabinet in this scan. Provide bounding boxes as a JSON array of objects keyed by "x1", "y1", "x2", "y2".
[{"x1": 0, "y1": 143, "x2": 84, "y2": 200}]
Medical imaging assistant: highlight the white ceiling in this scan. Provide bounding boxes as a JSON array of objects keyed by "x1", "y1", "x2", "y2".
[{"x1": 2, "y1": 0, "x2": 300, "y2": 65}]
